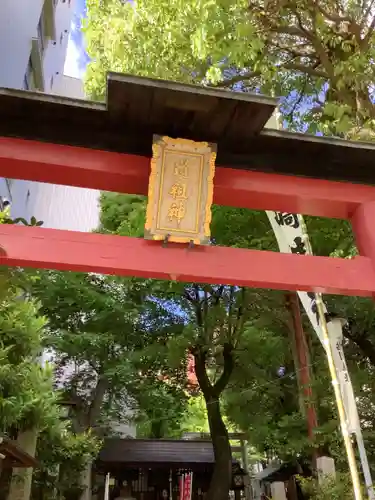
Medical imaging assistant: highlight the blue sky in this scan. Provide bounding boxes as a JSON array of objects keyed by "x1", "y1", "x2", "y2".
[{"x1": 64, "y1": 0, "x2": 90, "y2": 78}]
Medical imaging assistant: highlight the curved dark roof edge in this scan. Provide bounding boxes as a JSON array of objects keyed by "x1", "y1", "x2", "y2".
[{"x1": 1, "y1": 72, "x2": 375, "y2": 185}]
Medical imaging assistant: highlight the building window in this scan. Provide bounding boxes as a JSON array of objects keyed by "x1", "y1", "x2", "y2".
[
  {"x1": 24, "y1": 56, "x2": 36, "y2": 91},
  {"x1": 60, "y1": 32, "x2": 64, "y2": 44},
  {"x1": 4, "y1": 179, "x2": 13, "y2": 202},
  {"x1": 0, "y1": 197, "x2": 10, "y2": 212},
  {"x1": 5, "y1": 179, "x2": 13, "y2": 192},
  {"x1": 23, "y1": 74, "x2": 29, "y2": 90},
  {"x1": 50, "y1": 75, "x2": 54, "y2": 89},
  {"x1": 37, "y1": 14, "x2": 46, "y2": 54}
]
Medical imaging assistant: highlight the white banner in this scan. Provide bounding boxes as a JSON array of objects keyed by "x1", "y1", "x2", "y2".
[
  {"x1": 265, "y1": 113, "x2": 373, "y2": 497},
  {"x1": 266, "y1": 210, "x2": 359, "y2": 434}
]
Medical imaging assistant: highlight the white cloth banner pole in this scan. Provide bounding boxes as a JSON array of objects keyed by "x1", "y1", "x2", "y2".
[
  {"x1": 266, "y1": 210, "x2": 358, "y2": 431},
  {"x1": 266, "y1": 210, "x2": 374, "y2": 499},
  {"x1": 104, "y1": 473, "x2": 110, "y2": 500}
]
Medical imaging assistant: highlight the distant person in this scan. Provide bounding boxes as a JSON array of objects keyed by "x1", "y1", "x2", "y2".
[{"x1": 114, "y1": 485, "x2": 136, "y2": 500}]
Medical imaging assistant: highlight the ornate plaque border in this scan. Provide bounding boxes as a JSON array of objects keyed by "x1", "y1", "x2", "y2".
[{"x1": 144, "y1": 135, "x2": 217, "y2": 245}]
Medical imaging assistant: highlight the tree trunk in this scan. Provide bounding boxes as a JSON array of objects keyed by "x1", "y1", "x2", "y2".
[
  {"x1": 6, "y1": 428, "x2": 38, "y2": 500},
  {"x1": 342, "y1": 325, "x2": 375, "y2": 368},
  {"x1": 150, "y1": 420, "x2": 164, "y2": 438},
  {"x1": 78, "y1": 462, "x2": 92, "y2": 500},
  {"x1": 87, "y1": 377, "x2": 108, "y2": 430},
  {"x1": 205, "y1": 397, "x2": 232, "y2": 500},
  {"x1": 71, "y1": 377, "x2": 108, "y2": 500},
  {"x1": 193, "y1": 344, "x2": 234, "y2": 500}
]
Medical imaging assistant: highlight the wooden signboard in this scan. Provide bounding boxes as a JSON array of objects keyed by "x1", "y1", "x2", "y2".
[{"x1": 145, "y1": 136, "x2": 216, "y2": 245}]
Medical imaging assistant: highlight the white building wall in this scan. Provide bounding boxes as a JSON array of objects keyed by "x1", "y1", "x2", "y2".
[
  {"x1": 0, "y1": 0, "x2": 44, "y2": 89},
  {"x1": 0, "y1": 179, "x2": 38, "y2": 223},
  {"x1": 0, "y1": 2, "x2": 135, "y2": 438},
  {"x1": 0, "y1": 0, "x2": 99, "y2": 232},
  {"x1": 0, "y1": 180, "x2": 99, "y2": 233},
  {"x1": 32, "y1": 183, "x2": 99, "y2": 232},
  {"x1": 0, "y1": 76, "x2": 99, "y2": 232},
  {"x1": 3, "y1": 75, "x2": 100, "y2": 232},
  {"x1": 0, "y1": 0, "x2": 75, "y2": 92},
  {"x1": 43, "y1": 1, "x2": 74, "y2": 92},
  {"x1": 53, "y1": 74, "x2": 85, "y2": 98}
]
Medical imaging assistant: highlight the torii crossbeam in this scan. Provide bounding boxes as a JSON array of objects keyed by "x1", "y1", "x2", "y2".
[{"x1": 1, "y1": 73, "x2": 375, "y2": 296}]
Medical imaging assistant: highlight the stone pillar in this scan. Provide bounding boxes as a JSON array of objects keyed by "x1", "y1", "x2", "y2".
[
  {"x1": 7, "y1": 428, "x2": 38, "y2": 500},
  {"x1": 316, "y1": 456, "x2": 336, "y2": 484},
  {"x1": 252, "y1": 479, "x2": 262, "y2": 500},
  {"x1": 270, "y1": 481, "x2": 287, "y2": 500},
  {"x1": 243, "y1": 474, "x2": 253, "y2": 500},
  {"x1": 79, "y1": 462, "x2": 93, "y2": 500}
]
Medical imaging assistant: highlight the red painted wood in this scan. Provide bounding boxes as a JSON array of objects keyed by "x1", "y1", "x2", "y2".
[
  {"x1": 0, "y1": 137, "x2": 150, "y2": 195},
  {"x1": 288, "y1": 293, "x2": 318, "y2": 440},
  {"x1": 0, "y1": 225, "x2": 374, "y2": 296},
  {"x1": 352, "y1": 201, "x2": 375, "y2": 275},
  {"x1": 216, "y1": 168, "x2": 375, "y2": 220},
  {"x1": 1, "y1": 137, "x2": 375, "y2": 219}
]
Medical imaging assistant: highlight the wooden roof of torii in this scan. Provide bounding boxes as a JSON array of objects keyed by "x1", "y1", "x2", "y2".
[
  {"x1": 0, "y1": 436, "x2": 38, "y2": 468},
  {"x1": 1, "y1": 72, "x2": 375, "y2": 185}
]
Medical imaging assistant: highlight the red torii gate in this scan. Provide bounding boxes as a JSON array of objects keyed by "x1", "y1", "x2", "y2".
[{"x1": 1, "y1": 73, "x2": 375, "y2": 297}]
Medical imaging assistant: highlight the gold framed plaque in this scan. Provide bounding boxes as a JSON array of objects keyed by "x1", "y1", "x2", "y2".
[{"x1": 144, "y1": 136, "x2": 217, "y2": 245}]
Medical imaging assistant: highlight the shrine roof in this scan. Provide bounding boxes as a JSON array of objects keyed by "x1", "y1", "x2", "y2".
[
  {"x1": 0, "y1": 435, "x2": 38, "y2": 468},
  {"x1": 1, "y1": 72, "x2": 375, "y2": 185},
  {"x1": 98, "y1": 438, "x2": 217, "y2": 468}
]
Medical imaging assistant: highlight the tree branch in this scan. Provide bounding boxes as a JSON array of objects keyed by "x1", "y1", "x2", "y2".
[
  {"x1": 214, "y1": 70, "x2": 261, "y2": 88},
  {"x1": 193, "y1": 284, "x2": 204, "y2": 328},
  {"x1": 214, "y1": 60, "x2": 327, "y2": 89},
  {"x1": 314, "y1": 2, "x2": 351, "y2": 23},
  {"x1": 203, "y1": 288, "x2": 209, "y2": 338},
  {"x1": 283, "y1": 62, "x2": 328, "y2": 78},
  {"x1": 361, "y1": 14, "x2": 375, "y2": 50},
  {"x1": 212, "y1": 285, "x2": 225, "y2": 305},
  {"x1": 193, "y1": 347, "x2": 213, "y2": 399},
  {"x1": 288, "y1": 74, "x2": 308, "y2": 122},
  {"x1": 289, "y1": 8, "x2": 316, "y2": 41},
  {"x1": 232, "y1": 288, "x2": 248, "y2": 347},
  {"x1": 212, "y1": 343, "x2": 234, "y2": 397},
  {"x1": 272, "y1": 24, "x2": 312, "y2": 40},
  {"x1": 228, "y1": 286, "x2": 235, "y2": 337},
  {"x1": 269, "y1": 41, "x2": 317, "y2": 59},
  {"x1": 343, "y1": 322, "x2": 375, "y2": 367},
  {"x1": 87, "y1": 376, "x2": 108, "y2": 428},
  {"x1": 362, "y1": 0, "x2": 375, "y2": 28},
  {"x1": 184, "y1": 289, "x2": 195, "y2": 303}
]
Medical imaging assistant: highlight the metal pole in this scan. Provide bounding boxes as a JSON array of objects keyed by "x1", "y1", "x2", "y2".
[
  {"x1": 356, "y1": 430, "x2": 375, "y2": 500},
  {"x1": 298, "y1": 214, "x2": 363, "y2": 500},
  {"x1": 170, "y1": 469, "x2": 173, "y2": 500}
]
